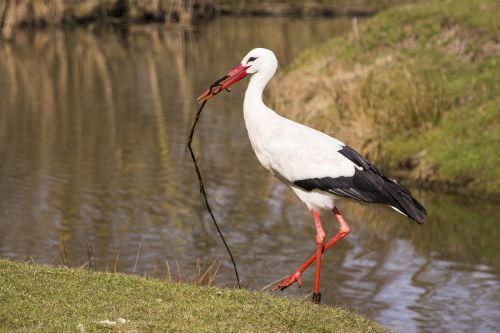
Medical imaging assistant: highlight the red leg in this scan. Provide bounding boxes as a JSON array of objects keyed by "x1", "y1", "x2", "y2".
[
  {"x1": 273, "y1": 207, "x2": 350, "y2": 294},
  {"x1": 313, "y1": 210, "x2": 325, "y2": 303}
]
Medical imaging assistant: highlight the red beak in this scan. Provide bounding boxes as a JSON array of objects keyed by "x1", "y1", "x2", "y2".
[{"x1": 197, "y1": 64, "x2": 250, "y2": 102}]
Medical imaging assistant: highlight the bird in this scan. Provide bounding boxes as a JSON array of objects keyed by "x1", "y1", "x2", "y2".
[{"x1": 197, "y1": 48, "x2": 426, "y2": 304}]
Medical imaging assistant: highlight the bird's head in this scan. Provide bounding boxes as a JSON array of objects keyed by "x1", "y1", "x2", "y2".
[
  {"x1": 197, "y1": 48, "x2": 277, "y2": 102},
  {"x1": 241, "y1": 48, "x2": 278, "y2": 75}
]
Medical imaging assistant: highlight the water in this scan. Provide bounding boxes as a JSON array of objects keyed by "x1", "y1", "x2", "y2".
[{"x1": 0, "y1": 17, "x2": 499, "y2": 332}]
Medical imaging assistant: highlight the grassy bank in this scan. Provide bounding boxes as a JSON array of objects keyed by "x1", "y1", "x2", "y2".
[
  {"x1": 0, "y1": 260, "x2": 387, "y2": 332},
  {"x1": 271, "y1": 0, "x2": 500, "y2": 197}
]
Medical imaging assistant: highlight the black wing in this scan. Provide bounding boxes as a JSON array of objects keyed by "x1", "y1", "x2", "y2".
[{"x1": 294, "y1": 145, "x2": 427, "y2": 224}]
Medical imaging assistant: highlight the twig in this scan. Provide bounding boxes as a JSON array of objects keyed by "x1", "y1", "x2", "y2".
[
  {"x1": 80, "y1": 256, "x2": 95, "y2": 269},
  {"x1": 192, "y1": 258, "x2": 200, "y2": 283},
  {"x1": 198, "y1": 259, "x2": 217, "y2": 285},
  {"x1": 207, "y1": 261, "x2": 221, "y2": 286},
  {"x1": 132, "y1": 243, "x2": 142, "y2": 274},
  {"x1": 165, "y1": 260, "x2": 172, "y2": 281},
  {"x1": 261, "y1": 275, "x2": 289, "y2": 292},
  {"x1": 175, "y1": 260, "x2": 182, "y2": 282},
  {"x1": 352, "y1": 17, "x2": 359, "y2": 40},
  {"x1": 86, "y1": 242, "x2": 95, "y2": 270},
  {"x1": 152, "y1": 257, "x2": 158, "y2": 274},
  {"x1": 113, "y1": 252, "x2": 119, "y2": 273},
  {"x1": 186, "y1": 98, "x2": 241, "y2": 288}
]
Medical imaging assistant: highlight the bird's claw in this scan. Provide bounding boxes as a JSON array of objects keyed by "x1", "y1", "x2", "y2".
[{"x1": 272, "y1": 271, "x2": 302, "y2": 291}]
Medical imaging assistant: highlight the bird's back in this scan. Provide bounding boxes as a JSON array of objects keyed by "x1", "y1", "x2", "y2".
[
  {"x1": 266, "y1": 117, "x2": 426, "y2": 224},
  {"x1": 294, "y1": 145, "x2": 427, "y2": 224}
]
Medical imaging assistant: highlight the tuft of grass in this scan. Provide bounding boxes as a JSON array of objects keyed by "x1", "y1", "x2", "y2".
[
  {"x1": 271, "y1": 0, "x2": 500, "y2": 197},
  {"x1": 0, "y1": 259, "x2": 388, "y2": 332}
]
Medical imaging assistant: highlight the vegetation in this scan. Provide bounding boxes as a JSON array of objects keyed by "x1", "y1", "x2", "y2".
[
  {"x1": 0, "y1": 0, "x2": 416, "y2": 39},
  {"x1": 0, "y1": 259, "x2": 387, "y2": 332},
  {"x1": 215, "y1": 0, "x2": 414, "y2": 16},
  {"x1": 0, "y1": 0, "x2": 216, "y2": 39},
  {"x1": 271, "y1": 0, "x2": 500, "y2": 197}
]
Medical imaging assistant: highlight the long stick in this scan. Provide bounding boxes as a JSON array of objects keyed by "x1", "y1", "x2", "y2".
[{"x1": 186, "y1": 100, "x2": 241, "y2": 288}]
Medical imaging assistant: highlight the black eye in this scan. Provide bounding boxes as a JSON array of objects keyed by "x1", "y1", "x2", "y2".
[{"x1": 247, "y1": 57, "x2": 257, "y2": 64}]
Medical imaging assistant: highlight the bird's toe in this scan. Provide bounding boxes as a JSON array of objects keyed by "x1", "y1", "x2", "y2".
[{"x1": 272, "y1": 271, "x2": 301, "y2": 291}]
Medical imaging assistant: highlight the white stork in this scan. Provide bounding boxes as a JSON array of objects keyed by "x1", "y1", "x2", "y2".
[{"x1": 198, "y1": 48, "x2": 426, "y2": 304}]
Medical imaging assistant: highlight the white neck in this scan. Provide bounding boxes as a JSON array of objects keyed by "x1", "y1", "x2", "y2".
[
  {"x1": 244, "y1": 71, "x2": 271, "y2": 109},
  {"x1": 243, "y1": 70, "x2": 279, "y2": 129},
  {"x1": 242, "y1": 70, "x2": 281, "y2": 169}
]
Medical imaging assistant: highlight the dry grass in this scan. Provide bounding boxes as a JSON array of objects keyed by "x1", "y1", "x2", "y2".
[
  {"x1": 23, "y1": 249, "x2": 221, "y2": 287},
  {"x1": 270, "y1": 53, "x2": 448, "y2": 163}
]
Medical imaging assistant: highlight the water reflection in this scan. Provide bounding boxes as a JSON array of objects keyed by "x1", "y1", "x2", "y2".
[{"x1": 0, "y1": 17, "x2": 499, "y2": 333}]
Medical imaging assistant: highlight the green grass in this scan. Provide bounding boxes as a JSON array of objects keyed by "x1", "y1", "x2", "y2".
[
  {"x1": 272, "y1": 0, "x2": 500, "y2": 197},
  {"x1": 0, "y1": 260, "x2": 387, "y2": 332}
]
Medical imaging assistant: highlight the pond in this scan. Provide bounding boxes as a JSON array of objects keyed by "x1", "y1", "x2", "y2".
[{"x1": 0, "y1": 16, "x2": 499, "y2": 333}]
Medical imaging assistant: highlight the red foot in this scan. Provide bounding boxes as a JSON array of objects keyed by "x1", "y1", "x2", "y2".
[{"x1": 272, "y1": 270, "x2": 302, "y2": 291}]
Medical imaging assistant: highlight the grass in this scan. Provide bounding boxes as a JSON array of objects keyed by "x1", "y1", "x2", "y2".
[
  {"x1": 0, "y1": 259, "x2": 388, "y2": 332},
  {"x1": 271, "y1": 0, "x2": 500, "y2": 197}
]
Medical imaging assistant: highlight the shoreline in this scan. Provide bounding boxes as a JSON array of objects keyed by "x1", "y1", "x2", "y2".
[{"x1": 0, "y1": 0, "x2": 413, "y2": 39}]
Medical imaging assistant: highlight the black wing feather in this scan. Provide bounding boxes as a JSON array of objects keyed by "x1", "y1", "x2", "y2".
[{"x1": 294, "y1": 145, "x2": 427, "y2": 224}]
